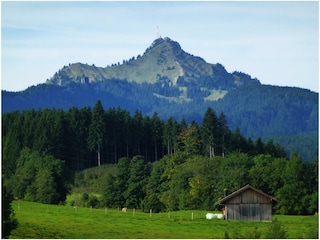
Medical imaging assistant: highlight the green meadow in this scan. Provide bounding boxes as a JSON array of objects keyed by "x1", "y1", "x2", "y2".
[{"x1": 9, "y1": 201, "x2": 318, "y2": 239}]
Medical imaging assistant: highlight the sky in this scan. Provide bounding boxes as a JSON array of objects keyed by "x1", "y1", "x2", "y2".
[{"x1": 1, "y1": 1, "x2": 319, "y2": 92}]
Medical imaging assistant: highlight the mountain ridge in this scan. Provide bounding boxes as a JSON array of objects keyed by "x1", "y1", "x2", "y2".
[{"x1": 46, "y1": 37, "x2": 260, "y2": 93}]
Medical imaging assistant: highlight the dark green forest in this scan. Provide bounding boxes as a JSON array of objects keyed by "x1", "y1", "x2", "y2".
[
  {"x1": 3, "y1": 81, "x2": 318, "y2": 161},
  {"x1": 2, "y1": 101, "x2": 318, "y2": 215}
]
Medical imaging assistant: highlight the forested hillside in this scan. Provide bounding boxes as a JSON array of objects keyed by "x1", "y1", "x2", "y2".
[
  {"x1": 2, "y1": 101, "x2": 318, "y2": 216},
  {"x1": 3, "y1": 82, "x2": 317, "y2": 161},
  {"x1": 72, "y1": 152, "x2": 318, "y2": 216}
]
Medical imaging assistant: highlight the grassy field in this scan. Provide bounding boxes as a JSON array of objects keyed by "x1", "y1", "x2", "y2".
[{"x1": 10, "y1": 201, "x2": 318, "y2": 239}]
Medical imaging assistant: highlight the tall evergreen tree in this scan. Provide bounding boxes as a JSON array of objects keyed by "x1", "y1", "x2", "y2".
[
  {"x1": 151, "y1": 112, "x2": 163, "y2": 161},
  {"x1": 21, "y1": 110, "x2": 39, "y2": 150},
  {"x1": 163, "y1": 117, "x2": 178, "y2": 155},
  {"x1": 67, "y1": 107, "x2": 81, "y2": 170},
  {"x1": 201, "y1": 108, "x2": 218, "y2": 158},
  {"x1": 142, "y1": 116, "x2": 152, "y2": 161},
  {"x1": 104, "y1": 108, "x2": 118, "y2": 164},
  {"x1": 255, "y1": 137, "x2": 265, "y2": 155},
  {"x1": 132, "y1": 110, "x2": 144, "y2": 155},
  {"x1": 88, "y1": 100, "x2": 105, "y2": 166},
  {"x1": 217, "y1": 111, "x2": 229, "y2": 157},
  {"x1": 51, "y1": 110, "x2": 68, "y2": 161},
  {"x1": 231, "y1": 127, "x2": 247, "y2": 153},
  {"x1": 117, "y1": 108, "x2": 131, "y2": 158},
  {"x1": 78, "y1": 107, "x2": 92, "y2": 169}
]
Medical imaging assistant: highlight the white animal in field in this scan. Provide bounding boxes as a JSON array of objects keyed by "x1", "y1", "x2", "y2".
[{"x1": 122, "y1": 207, "x2": 127, "y2": 212}]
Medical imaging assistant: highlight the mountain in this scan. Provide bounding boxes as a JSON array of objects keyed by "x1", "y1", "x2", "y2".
[
  {"x1": 46, "y1": 37, "x2": 259, "y2": 88},
  {"x1": 2, "y1": 37, "x2": 318, "y2": 161}
]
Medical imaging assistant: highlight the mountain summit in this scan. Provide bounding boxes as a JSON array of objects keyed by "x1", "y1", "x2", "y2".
[{"x1": 46, "y1": 37, "x2": 260, "y2": 92}]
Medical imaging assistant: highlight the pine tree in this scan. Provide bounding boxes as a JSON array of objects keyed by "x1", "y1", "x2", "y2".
[
  {"x1": 217, "y1": 112, "x2": 229, "y2": 157},
  {"x1": 201, "y1": 108, "x2": 218, "y2": 158},
  {"x1": 163, "y1": 117, "x2": 178, "y2": 155},
  {"x1": 88, "y1": 100, "x2": 105, "y2": 166},
  {"x1": 151, "y1": 113, "x2": 163, "y2": 161},
  {"x1": 132, "y1": 110, "x2": 144, "y2": 155}
]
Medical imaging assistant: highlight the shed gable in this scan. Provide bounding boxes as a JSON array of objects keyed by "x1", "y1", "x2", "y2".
[
  {"x1": 219, "y1": 184, "x2": 278, "y2": 204},
  {"x1": 226, "y1": 189, "x2": 272, "y2": 204}
]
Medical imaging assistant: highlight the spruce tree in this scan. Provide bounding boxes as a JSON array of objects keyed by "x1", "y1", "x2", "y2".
[
  {"x1": 201, "y1": 107, "x2": 218, "y2": 158},
  {"x1": 88, "y1": 100, "x2": 105, "y2": 166}
]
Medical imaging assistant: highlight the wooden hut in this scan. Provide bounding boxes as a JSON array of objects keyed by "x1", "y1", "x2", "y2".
[{"x1": 218, "y1": 184, "x2": 278, "y2": 221}]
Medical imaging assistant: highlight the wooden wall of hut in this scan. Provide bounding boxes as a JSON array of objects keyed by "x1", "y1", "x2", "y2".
[{"x1": 224, "y1": 189, "x2": 273, "y2": 221}]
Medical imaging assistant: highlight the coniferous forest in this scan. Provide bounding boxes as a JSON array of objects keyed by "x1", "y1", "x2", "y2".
[{"x1": 2, "y1": 100, "x2": 318, "y2": 215}]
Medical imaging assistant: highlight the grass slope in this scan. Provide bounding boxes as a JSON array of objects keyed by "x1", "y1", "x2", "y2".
[{"x1": 10, "y1": 201, "x2": 318, "y2": 239}]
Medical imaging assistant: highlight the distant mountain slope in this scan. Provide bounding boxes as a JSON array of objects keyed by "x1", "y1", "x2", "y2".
[
  {"x1": 46, "y1": 37, "x2": 260, "y2": 90},
  {"x1": 2, "y1": 37, "x2": 318, "y2": 161}
]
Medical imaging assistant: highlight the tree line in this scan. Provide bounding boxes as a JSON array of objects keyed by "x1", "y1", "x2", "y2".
[
  {"x1": 3, "y1": 77, "x2": 318, "y2": 162},
  {"x1": 2, "y1": 100, "x2": 286, "y2": 174}
]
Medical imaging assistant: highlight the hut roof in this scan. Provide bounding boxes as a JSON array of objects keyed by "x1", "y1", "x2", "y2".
[{"x1": 218, "y1": 184, "x2": 279, "y2": 204}]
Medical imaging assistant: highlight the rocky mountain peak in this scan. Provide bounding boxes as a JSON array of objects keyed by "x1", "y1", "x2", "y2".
[{"x1": 145, "y1": 37, "x2": 182, "y2": 55}]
